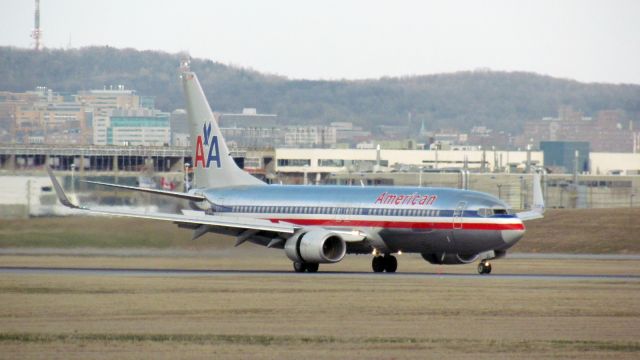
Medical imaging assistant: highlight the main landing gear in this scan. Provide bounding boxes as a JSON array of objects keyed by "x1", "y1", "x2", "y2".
[
  {"x1": 293, "y1": 262, "x2": 319, "y2": 273},
  {"x1": 372, "y1": 254, "x2": 397, "y2": 273},
  {"x1": 477, "y1": 260, "x2": 492, "y2": 275}
]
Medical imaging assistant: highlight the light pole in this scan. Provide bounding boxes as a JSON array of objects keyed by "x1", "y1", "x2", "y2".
[
  {"x1": 497, "y1": 184, "x2": 502, "y2": 200},
  {"x1": 418, "y1": 166, "x2": 423, "y2": 187}
]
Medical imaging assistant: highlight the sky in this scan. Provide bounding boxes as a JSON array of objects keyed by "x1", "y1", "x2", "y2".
[{"x1": 1, "y1": 0, "x2": 639, "y2": 84}]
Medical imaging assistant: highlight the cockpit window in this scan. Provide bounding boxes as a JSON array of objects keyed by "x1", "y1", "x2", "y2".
[
  {"x1": 477, "y1": 208, "x2": 493, "y2": 217},
  {"x1": 478, "y1": 208, "x2": 513, "y2": 217}
]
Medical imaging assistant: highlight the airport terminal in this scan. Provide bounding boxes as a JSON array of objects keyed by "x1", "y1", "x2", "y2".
[{"x1": 1, "y1": 141, "x2": 639, "y2": 218}]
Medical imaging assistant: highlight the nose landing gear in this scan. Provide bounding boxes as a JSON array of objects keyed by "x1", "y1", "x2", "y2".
[
  {"x1": 477, "y1": 260, "x2": 492, "y2": 275},
  {"x1": 372, "y1": 254, "x2": 397, "y2": 273}
]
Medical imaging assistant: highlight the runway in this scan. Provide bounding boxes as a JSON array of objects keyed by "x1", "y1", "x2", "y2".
[{"x1": 1, "y1": 266, "x2": 639, "y2": 281}]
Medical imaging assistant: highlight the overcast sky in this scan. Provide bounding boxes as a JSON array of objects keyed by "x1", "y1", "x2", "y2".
[{"x1": 1, "y1": 0, "x2": 639, "y2": 84}]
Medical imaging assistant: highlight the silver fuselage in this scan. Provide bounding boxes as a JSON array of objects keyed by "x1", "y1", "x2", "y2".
[{"x1": 199, "y1": 185, "x2": 525, "y2": 255}]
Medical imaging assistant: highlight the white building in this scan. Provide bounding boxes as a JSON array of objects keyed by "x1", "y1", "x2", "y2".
[
  {"x1": 274, "y1": 148, "x2": 640, "y2": 176},
  {"x1": 106, "y1": 109, "x2": 170, "y2": 146},
  {"x1": 284, "y1": 126, "x2": 337, "y2": 147},
  {"x1": 77, "y1": 88, "x2": 140, "y2": 145}
]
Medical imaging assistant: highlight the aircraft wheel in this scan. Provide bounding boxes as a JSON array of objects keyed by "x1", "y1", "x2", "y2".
[
  {"x1": 477, "y1": 261, "x2": 492, "y2": 275},
  {"x1": 384, "y1": 255, "x2": 398, "y2": 273},
  {"x1": 306, "y1": 263, "x2": 319, "y2": 273},
  {"x1": 293, "y1": 262, "x2": 307, "y2": 273},
  {"x1": 372, "y1": 256, "x2": 385, "y2": 273}
]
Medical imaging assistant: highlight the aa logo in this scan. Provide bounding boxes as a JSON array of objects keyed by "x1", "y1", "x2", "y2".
[{"x1": 194, "y1": 122, "x2": 221, "y2": 168}]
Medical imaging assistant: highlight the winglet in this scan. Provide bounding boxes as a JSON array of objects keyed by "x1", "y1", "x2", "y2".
[
  {"x1": 516, "y1": 171, "x2": 545, "y2": 221},
  {"x1": 46, "y1": 167, "x2": 81, "y2": 209},
  {"x1": 531, "y1": 172, "x2": 545, "y2": 215}
]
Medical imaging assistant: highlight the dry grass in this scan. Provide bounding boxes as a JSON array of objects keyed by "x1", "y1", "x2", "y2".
[
  {"x1": 0, "y1": 256, "x2": 640, "y2": 359},
  {"x1": 514, "y1": 208, "x2": 640, "y2": 253}
]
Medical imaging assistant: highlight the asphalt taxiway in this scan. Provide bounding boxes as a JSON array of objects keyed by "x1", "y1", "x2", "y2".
[{"x1": 1, "y1": 266, "x2": 638, "y2": 281}]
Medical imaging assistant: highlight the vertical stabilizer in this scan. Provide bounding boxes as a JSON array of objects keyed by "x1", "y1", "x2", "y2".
[{"x1": 181, "y1": 68, "x2": 265, "y2": 189}]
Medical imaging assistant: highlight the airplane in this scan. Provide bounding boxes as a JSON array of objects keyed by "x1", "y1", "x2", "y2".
[{"x1": 47, "y1": 62, "x2": 545, "y2": 275}]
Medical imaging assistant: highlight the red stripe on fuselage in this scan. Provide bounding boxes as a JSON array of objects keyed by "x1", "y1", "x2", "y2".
[{"x1": 269, "y1": 218, "x2": 525, "y2": 231}]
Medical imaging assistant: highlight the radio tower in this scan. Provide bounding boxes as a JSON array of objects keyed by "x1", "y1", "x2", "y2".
[{"x1": 31, "y1": 0, "x2": 42, "y2": 50}]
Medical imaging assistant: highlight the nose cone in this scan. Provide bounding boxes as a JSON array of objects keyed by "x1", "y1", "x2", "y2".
[{"x1": 501, "y1": 220, "x2": 525, "y2": 248}]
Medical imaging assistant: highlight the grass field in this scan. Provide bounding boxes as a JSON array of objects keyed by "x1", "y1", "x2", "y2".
[{"x1": 0, "y1": 259, "x2": 639, "y2": 359}]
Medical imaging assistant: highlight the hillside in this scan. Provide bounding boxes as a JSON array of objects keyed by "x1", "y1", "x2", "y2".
[{"x1": 1, "y1": 46, "x2": 639, "y2": 133}]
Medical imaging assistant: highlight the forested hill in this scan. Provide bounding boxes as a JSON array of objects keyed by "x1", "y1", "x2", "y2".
[{"x1": 1, "y1": 46, "x2": 639, "y2": 133}]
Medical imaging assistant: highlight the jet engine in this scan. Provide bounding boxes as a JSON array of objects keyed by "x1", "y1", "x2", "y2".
[
  {"x1": 285, "y1": 229, "x2": 347, "y2": 264},
  {"x1": 421, "y1": 253, "x2": 479, "y2": 265}
]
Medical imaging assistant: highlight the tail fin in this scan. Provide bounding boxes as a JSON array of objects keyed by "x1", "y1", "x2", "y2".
[{"x1": 181, "y1": 68, "x2": 265, "y2": 189}]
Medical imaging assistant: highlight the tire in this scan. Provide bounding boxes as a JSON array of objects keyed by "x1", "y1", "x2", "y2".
[
  {"x1": 372, "y1": 256, "x2": 385, "y2": 272},
  {"x1": 293, "y1": 262, "x2": 306, "y2": 273},
  {"x1": 306, "y1": 263, "x2": 319, "y2": 273},
  {"x1": 384, "y1": 255, "x2": 398, "y2": 273},
  {"x1": 478, "y1": 262, "x2": 492, "y2": 275},
  {"x1": 484, "y1": 262, "x2": 492, "y2": 274}
]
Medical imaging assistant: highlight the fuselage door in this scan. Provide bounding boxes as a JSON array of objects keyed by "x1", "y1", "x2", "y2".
[{"x1": 452, "y1": 201, "x2": 466, "y2": 230}]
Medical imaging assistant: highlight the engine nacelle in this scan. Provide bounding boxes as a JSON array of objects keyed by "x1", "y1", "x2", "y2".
[
  {"x1": 421, "y1": 252, "x2": 479, "y2": 265},
  {"x1": 285, "y1": 229, "x2": 347, "y2": 263}
]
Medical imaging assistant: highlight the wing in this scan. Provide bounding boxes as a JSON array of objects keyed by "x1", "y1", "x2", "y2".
[
  {"x1": 81, "y1": 180, "x2": 206, "y2": 202},
  {"x1": 47, "y1": 168, "x2": 296, "y2": 236}
]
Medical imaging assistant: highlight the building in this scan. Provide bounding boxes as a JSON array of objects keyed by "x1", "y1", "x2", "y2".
[
  {"x1": 107, "y1": 109, "x2": 170, "y2": 146},
  {"x1": 466, "y1": 126, "x2": 514, "y2": 149},
  {"x1": 217, "y1": 109, "x2": 279, "y2": 148},
  {"x1": 1, "y1": 87, "x2": 173, "y2": 146},
  {"x1": 77, "y1": 87, "x2": 140, "y2": 145},
  {"x1": 540, "y1": 141, "x2": 590, "y2": 174},
  {"x1": 218, "y1": 108, "x2": 278, "y2": 128},
  {"x1": 170, "y1": 109, "x2": 189, "y2": 146},
  {"x1": 274, "y1": 148, "x2": 543, "y2": 178},
  {"x1": 331, "y1": 122, "x2": 372, "y2": 146},
  {"x1": 519, "y1": 107, "x2": 638, "y2": 152},
  {"x1": 283, "y1": 126, "x2": 337, "y2": 148},
  {"x1": 3, "y1": 87, "x2": 93, "y2": 144}
]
